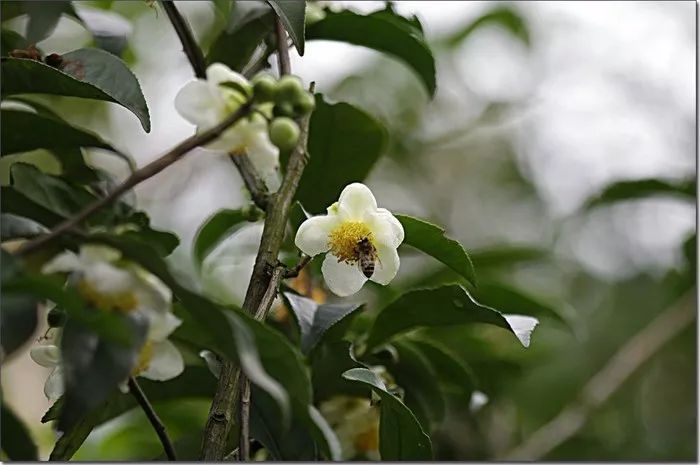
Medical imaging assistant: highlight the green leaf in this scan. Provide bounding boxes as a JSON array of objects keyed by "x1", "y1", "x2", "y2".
[
  {"x1": 283, "y1": 292, "x2": 363, "y2": 354},
  {"x1": 267, "y1": 0, "x2": 305, "y2": 55},
  {"x1": 474, "y1": 281, "x2": 568, "y2": 326},
  {"x1": 396, "y1": 214, "x2": 477, "y2": 288},
  {"x1": 193, "y1": 208, "x2": 248, "y2": 266},
  {"x1": 0, "y1": 251, "x2": 38, "y2": 358},
  {"x1": 1, "y1": 48, "x2": 150, "y2": 132},
  {"x1": 311, "y1": 341, "x2": 368, "y2": 403},
  {"x1": 1, "y1": 213, "x2": 48, "y2": 241},
  {"x1": 207, "y1": 3, "x2": 274, "y2": 73},
  {"x1": 296, "y1": 94, "x2": 387, "y2": 213},
  {"x1": 444, "y1": 6, "x2": 529, "y2": 47},
  {"x1": 342, "y1": 367, "x2": 433, "y2": 460},
  {"x1": 57, "y1": 311, "x2": 149, "y2": 431},
  {"x1": 469, "y1": 245, "x2": 547, "y2": 270},
  {"x1": 1, "y1": 29, "x2": 28, "y2": 56},
  {"x1": 1, "y1": 109, "x2": 112, "y2": 156},
  {"x1": 24, "y1": 1, "x2": 83, "y2": 44},
  {"x1": 1, "y1": 186, "x2": 64, "y2": 227},
  {"x1": 1, "y1": 401, "x2": 38, "y2": 460},
  {"x1": 364, "y1": 284, "x2": 539, "y2": 351},
  {"x1": 307, "y1": 9, "x2": 436, "y2": 96},
  {"x1": 409, "y1": 337, "x2": 477, "y2": 395},
  {"x1": 44, "y1": 366, "x2": 216, "y2": 460},
  {"x1": 583, "y1": 178, "x2": 695, "y2": 210}
]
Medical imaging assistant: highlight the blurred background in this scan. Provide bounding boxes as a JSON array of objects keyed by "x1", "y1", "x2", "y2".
[{"x1": 1, "y1": 1, "x2": 696, "y2": 460}]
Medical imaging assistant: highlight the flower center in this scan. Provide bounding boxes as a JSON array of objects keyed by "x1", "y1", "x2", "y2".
[
  {"x1": 328, "y1": 221, "x2": 373, "y2": 263},
  {"x1": 77, "y1": 280, "x2": 138, "y2": 313},
  {"x1": 132, "y1": 340, "x2": 154, "y2": 376}
]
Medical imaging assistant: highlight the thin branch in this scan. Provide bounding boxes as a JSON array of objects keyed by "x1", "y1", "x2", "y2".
[
  {"x1": 128, "y1": 377, "x2": 177, "y2": 461},
  {"x1": 274, "y1": 17, "x2": 291, "y2": 76},
  {"x1": 501, "y1": 292, "x2": 695, "y2": 460},
  {"x1": 284, "y1": 254, "x2": 311, "y2": 278},
  {"x1": 200, "y1": 82, "x2": 315, "y2": 460},
  {"x1": 224, "y1": 447, "x2": 239, "y2": 461},
  {"x1": 230, "y1": 152, "x2": 270, "y2": 210},
  {"x1": 160, "y1": 0, "x2": 207, "y2": 78},
  {"x1": 17, "y1": 101, "x2": 254, "y2": 257},
  {"x1": 238, "y1": 378, "x2": 251, "y2": 461}
]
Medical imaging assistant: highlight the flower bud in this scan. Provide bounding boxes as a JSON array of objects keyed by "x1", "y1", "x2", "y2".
[
  {"x1": 294, "y1": 91, "x2": 316, "y2": 115},
  {"x1": 269, "y1": 117, "x2": 300, "y2": 151},
  {"x1": 274, "y1": 75, "x2": 305, "y2": 105},
  {"x1": 252, "y1": 73, "x2": 276, "y2": 102}
]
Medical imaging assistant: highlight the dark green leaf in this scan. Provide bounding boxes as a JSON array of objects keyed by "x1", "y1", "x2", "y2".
[
  {"x1": 296, "y1": 94, "x2": 387, "y2": 213},
  {"x1": 193, "y1": 208, "x2": 248, "y2": 265},
  {"x1": 1, "y1": 109, "x2": 112, "y2": 156},
  {"x1": 444, "y1": 6, "x2": 529, "y2": 47},
  {"x1": 311, "y1": 341, "x2": 368, "y2": 403},
  {"x1": 58, "y1": 310, "x2": 149, "y2": 431},
  {"x1": 470, "y1": 245, "x2": 547, "y2": 269},
  {"x1": 1, "y1": 186, "x2": 64, "y2": 228},
  {"x1": 474, "y1": 281, "x2": 568, "y2": 326},
  {"x1": 342, "y1": 367, "x2": 433, "y2": 460},
  {"x1": 584, "y1": 178, "x2": 695, "y2": 210},
  {"x1": 1, "y1": 213, "x2": 48, "y2": 241},
  {"x1": 1, "y1": 29, "x2": 28, "y2": 56},
  {"x1": 0, "y1": 286, "x2": 38, "y2": 358},
  {"x1": 364, "y1": 284, "x2": 539, "y2": 351},
  {"x1": 1, "y1": 401, "x2": 38, "y2": 460},
  {"x1": 24, "y1": 1, "x2": 83, "y2": 44},
  {"x1": 1, "y1": 48, "x2": 150, "y2": 131},
  {"x1": 409, "y1": 337, "x2": 477, "y2": 395},
  {"x1": 397, "y1": 214, "x2": 477, "y2": 287},
  {"x1": 284, "y1": 292, "x2": 363, "y2": 354},
  {"x1": 307, "y1": 9, "x2": 436, "y2": 96},
  {"x1": 267, "y1": 0, "x2": 305, "y2": 55},
  {"x1": 207, "y1": 5, "x2": 273, "y2": 72}
]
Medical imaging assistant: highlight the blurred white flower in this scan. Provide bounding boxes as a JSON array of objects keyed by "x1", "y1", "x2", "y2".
[
  {"x1": 34, "y1": 245, "x2": 185, "y2": 400},
  {"x1": 174, "y1": 63, "x2": 280, "y2": 190},
  {"x1": 295, "y1": 183, "x2": 404, "y2": 296},
  {"x1": 469, "y1": 390, "x2": 489, "y2": 412},
  {"x1": 319, "y1": 395, "x2": 380, "y2": 460}
]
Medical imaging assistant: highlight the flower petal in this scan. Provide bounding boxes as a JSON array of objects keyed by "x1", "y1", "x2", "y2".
[
  {"x1": 148, "y1": 312, "x2": 182, "y2": 341},
  {"x1": 44, "y1": 366, "x2": 64, "y2": 401},
  {"x1": 368, "y1": 208, "x2": 404, "y2": 249},
  {"x1": 85, "y1": 262, "x2": 135, "y2": 295},
  {"x1": 30, "y1": 345, "x2": 60, "y2": 368},
  {"x1": 206, "y1": 63, "x2": 248, "y2": 87},
  {"x1": 79, "y1": 245, "x2": 121, "y2": 264},
  {"x1": 321, "y1": 254, "x2": 367, "y2": 297},
  {"x1": 295, "y1": 215, "x2": 341, "y2": 256},
  {"x1": 369, "y1": 244, "x2": 400, "y2": 285},
  {"x1": 175, "y1": 80, "x2": 223, "y2": 129},
  {"x1": 141, "y1": 340, "x2": 184, "y2": 381},
  {"x1": 42, "y1": 251, "x2": 81, "y2": 274},
  {"x1": 337, "y1": 183, "x2": 377, "y2": 220}
]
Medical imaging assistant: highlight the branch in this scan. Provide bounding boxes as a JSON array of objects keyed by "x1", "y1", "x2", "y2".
[
  {"x1": 160, "y1": 0, "x2": 207, "y2": 78},
  {"x1": 128, "y1": 377, "x2": 177, "y2": 461},
  {"x1": 284, "y1": 254, "x2": 311, "y2": 278},
  {"x1": 200, "y1": 79, "x2": 315, "y2": 459},
  {"x1": 501, "y1": 292, "x2": 695, "y2": 460},
  {"x1": 274, "y1": 17, "x2": 291, "y2": 76},
  {"x1": 17, "y1": 101, "x2": 254, "y2": 257},
  {"x1": 230, "y1": 152, "x2": 270, "y2": 210}
]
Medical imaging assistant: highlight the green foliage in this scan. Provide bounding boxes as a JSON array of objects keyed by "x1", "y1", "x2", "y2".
[
  {"x1": 267, "y1": 0, "x2": 306, "y2": 55},
  {"x1": 307, "y1": 9, "x2": 436, "y2": 96},
  {"x1": 0, "y1": 251, "x2": 38, "y2": 358},
  {"x1": 23, "y1": 1, "x2": 83, "y2": 44},
  {"x1": 1, "y1": 401, "x2": 38, "y2": 460},
  {"x1": 444, "y1": 6, "x2": 530, "y2": 47},
  {"x1": 296, "y1": 94, "x2": 387, "y2": 213},
  {"x1": 1, "y1": 49, "x2": 150, "y2": 132},
  {"x1": 193, "y1": 208, "x2": 249, "y2": 266},
  {"x1": 397, "y1": 214, "x2": 477, "y2": 288},
  {"x1": 583, "y1": 177, "x2": 695, "y2": 210},
  {"x1": 342, "y1": 368, "x2": 433, "y2": 460},
  {"x1": 0, "y1": 213, "x2": 48, "y2": 241}
]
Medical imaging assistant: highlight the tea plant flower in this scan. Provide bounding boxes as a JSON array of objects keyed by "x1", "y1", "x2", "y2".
[
  {"x1": 33, "y1": 245, "x2": 184, "y2": 400},
  {"x1": 320, "y1": 396, "x2": 380, "y2": 460},
  {"x1": 175, "y1": 63, "x2": 280, "y2": 187},
  {"x1": 295, "y1": 183, "x2": 404, "y2": 296}
]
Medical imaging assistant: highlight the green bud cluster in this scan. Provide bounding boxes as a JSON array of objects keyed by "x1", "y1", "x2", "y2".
[{"x1": 251, "y1": 73, "x2": 316, "y2": 152}]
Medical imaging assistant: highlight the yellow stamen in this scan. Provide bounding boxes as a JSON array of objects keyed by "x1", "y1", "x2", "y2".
[
  {"x1": 328, "y1": 221, "x2": 373, "y2": 263},
  {"x1": 132, "y1": 340, "x2": 154, "y2": 376},
  {"x1": 76, "y1": 280, "x2": 138, "y2": 313}
]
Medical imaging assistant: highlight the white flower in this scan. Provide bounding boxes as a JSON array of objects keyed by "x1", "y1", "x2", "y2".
[
  {"x1": 35, "y1": 245, "x2": 185, "y2": 400},
  {"x1": 295, "y1": 183, "x2": 404, "y2": 297},
  {"x1": 174, "y1": 63, "x2": 280, "y2": 190}
]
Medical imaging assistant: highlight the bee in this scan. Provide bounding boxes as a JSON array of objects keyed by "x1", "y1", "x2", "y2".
[{"x1": 355, "y1": 237, "x2": 379, "y2": 278}]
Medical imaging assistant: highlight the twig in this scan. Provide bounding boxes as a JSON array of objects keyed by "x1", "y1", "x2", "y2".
[
  {"x1": 284, "y1": 254, "x2": 311, "y2": 278},
  {"x1": 501, "y1": 292, "x2": 695, "y2": 460},
  {"x1": 128, "y1": 377, "x2": 177, "y2": 461},
  {"x1": 230, "y1": 152, "x2": 270, "y2": 210},
  {"x1": 238, "y1": 378, "x2": 251, "y2": 461},
  {"x1": 274, "y1": 17, "x2": 291, "y2": 76},
  {"x1": 200, "y1": 79, "x2": 315, "y2": 459},
  {"x1": 160, "y1": 0, "x2": 207, "y2": 78},
  {"x1": 224, "y1": 447, "x2": 239, "y2": 461},
  {"x1": 16, "y1": 101, "x2": 254, "y2": 257}
]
